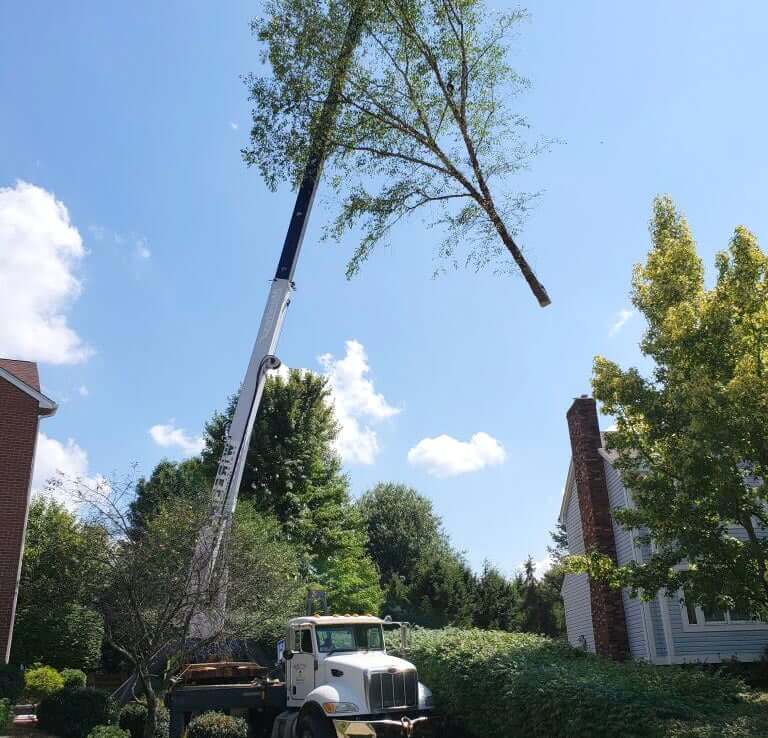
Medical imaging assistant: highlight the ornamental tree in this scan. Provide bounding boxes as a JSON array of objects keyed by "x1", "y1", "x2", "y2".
[
  {"x1": 584, "y1": 196, "x2": 768, "y2": 617},
  {"x1": 244, "y1": 0, "x2": 551, "y2": 305}
]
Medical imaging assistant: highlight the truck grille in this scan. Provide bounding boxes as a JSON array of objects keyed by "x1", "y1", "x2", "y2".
[{"x1": 368, "y1": 669, "x2": 418, "y2": 711}]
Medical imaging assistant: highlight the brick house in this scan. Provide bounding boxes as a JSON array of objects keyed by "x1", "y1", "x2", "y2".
[
  {"x1": 560, "y1": 396, "x2": 768, "y2": 664},
  {"x1": 0, "y1": 358, "x2": 57, "y2": 663}
]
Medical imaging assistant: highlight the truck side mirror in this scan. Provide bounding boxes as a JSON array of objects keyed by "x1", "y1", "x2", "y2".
[
  {"x1": 283, "y1": 649, "x2": 295, "y2": 661},
  {"x1": 400, "y1": 623, "x2": 409, "y2": 650}
]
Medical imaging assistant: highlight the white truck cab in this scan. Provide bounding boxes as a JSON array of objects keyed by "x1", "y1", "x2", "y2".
[{"x1": 274, "y1": 615, "x2": 433, "y2": 738}]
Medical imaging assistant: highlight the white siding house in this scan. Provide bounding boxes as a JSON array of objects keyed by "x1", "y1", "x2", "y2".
[{"x1": 560, "y1": 434, "x2": 768, "y2": 664}]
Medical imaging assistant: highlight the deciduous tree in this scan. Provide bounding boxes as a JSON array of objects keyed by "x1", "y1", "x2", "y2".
[
  {"x1": 581, "y1": 197, "x2": 768, "y2": 618},
  {"x1": 245, "y1": 0, "x2": 551, "y2": 305}
]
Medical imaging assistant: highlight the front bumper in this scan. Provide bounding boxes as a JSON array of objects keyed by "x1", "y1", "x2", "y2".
[{"x1": 333, "y1": 713, "x2": 432, "y2": 738}]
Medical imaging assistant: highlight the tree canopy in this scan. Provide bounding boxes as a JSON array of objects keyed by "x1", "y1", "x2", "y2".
[
  {"x1": 582, "y1": 196, "x2": 768, "y2": 618},
  {"x1": 245, "y1": 0, "x2": 551, "y2": 305},
  {"x1": 11, "y1": 498, "x2": 106, "y2": 670}
]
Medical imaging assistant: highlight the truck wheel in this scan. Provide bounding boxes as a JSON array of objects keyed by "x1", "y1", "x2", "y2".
[{"x1": 297, "y1": 711, "x2": 334, "y2": 738}]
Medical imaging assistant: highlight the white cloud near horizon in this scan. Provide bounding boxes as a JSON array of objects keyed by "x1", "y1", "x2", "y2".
[
  {"x1": 0, "y1": 181, "x2": 92, "y2": 364},
  {"x1": 319, "y1": 340, "x2": 399, "y2": 465},
  {"x1": 149, "y1": 423, "x2": 205, "y2": 457},
  {"x1": 407, "y1": 432, "x2": 506, "y2": 477},
  {"x1": 32, "y1": 433, "x2": 96, "y2": 510},
  {"x1": 609, "y1": 307, "x2": 635, "y2": 337}
]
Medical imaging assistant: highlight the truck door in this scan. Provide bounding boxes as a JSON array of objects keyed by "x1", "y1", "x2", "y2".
[{"x1": 289, "y1": 625, "x2": 315, "y2": 703}]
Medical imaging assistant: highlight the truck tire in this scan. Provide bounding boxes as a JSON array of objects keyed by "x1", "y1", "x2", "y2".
[{"x1": 297, "y1": 711, "x2": 334, "y2": 738}]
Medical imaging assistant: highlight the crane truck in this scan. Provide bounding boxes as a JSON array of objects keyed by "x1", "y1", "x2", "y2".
[
  {"x1": 166, "y1": 613, "x2": 434, "y2": 737},
  {"x1": 160, "y1": 3, "x2": 435, "y2": 736}
]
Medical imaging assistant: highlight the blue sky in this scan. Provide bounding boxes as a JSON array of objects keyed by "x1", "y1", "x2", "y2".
[{"x1": 1, "y1": 1, "x2": 767, "y2": 577}]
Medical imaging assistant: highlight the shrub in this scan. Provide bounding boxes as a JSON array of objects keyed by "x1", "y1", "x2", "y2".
[
  {"x1": 36, "y1": 687, "x2": 119, "y2": 738},
  {"x1": 185, "y1": 711, "x2": 248, "y2": 738},
  {"x1": 399, "y1": 628, "x2": 751, "y2": 738},
  {"x1": 0, "y1": 663, "x2": 24, "y2": 702},
  {"x1": 62, "y1": 669, "x2": 88, "y2": 689},
  {"x1": 0, "y1": 698, "x2": 11, "y2": 732},
  {"x1": 86, "y1": 728, "x2": 130, "y2": 738},
  {"x1": 119, "y1": 701, "x2": 170, "y2": 738},
  {"x1": 25, "y1": 665, "x2": 65, "y2": 702}
]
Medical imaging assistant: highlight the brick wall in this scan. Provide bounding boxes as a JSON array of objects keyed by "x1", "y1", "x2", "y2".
[
  {"x1": 566, "y1": 396, "x2": 630, "y2": 661},
  {"x1": 0, "y1": 377, "x2": 40, "y2": 663}
]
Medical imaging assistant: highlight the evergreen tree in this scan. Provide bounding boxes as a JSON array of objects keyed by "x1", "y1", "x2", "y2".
[
  {"x1": 473, "y1": 561, "x2": 518, "y2": 631},
  {"x1": 516, "y1": 557, "x2": 559, "y2": 637}
]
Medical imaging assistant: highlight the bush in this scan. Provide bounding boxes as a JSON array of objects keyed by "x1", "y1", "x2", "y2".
[
  {"x1": 399, "y1": 628, "x2": 755, "y2": 738},
  {"x1": 62, "y1": 669, "x2": 88, "y2": 689},
  {"x1": 0, "y1": 663, "x2": 24, "y2": 702},
  {"x1": 86, "y1": 728, "x2": 130, "y2": 738},
  {"x1": 25, "y1": 665, "x2": 65, "y2": 702},
  {"x1": 185, "y1": 712, "x2": 248, "y2": 738},
  {"x1": 0, "y1": 698, "x2": 11, "y2": 732},
  {"x1": 36, "y1": 687, "x2": 119, "y2": 738},
  {"x1": 119, "y1": 701, "x2": 170, "y2": 738}
]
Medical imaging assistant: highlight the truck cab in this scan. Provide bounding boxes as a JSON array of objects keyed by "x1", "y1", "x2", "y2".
[{"x1": 276, "y1": 615, "x2": 433, "y2": 738}]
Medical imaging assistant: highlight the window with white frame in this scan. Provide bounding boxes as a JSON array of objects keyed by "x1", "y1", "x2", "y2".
[{"x1": 682, "y1": 599, "x2": 764, "y2": 628}]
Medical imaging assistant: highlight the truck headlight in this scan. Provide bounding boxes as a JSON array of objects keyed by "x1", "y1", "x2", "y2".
[{"x1": 323, "y1": 702, "x2": 359, "y2": 715}]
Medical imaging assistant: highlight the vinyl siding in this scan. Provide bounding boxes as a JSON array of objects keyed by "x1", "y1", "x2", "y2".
[
  {"x1": 605, "y1": 461, "x2": 649, "y2": 659},
  {"x1": 563, "y1": 573, "x2": 595, "y2": 653},
  {"x1": 667, "y1": 597, "x2": 768, "y2": 662},
  {"x1": 563, "y1": 488, "x2": 595, "y2": 651}
]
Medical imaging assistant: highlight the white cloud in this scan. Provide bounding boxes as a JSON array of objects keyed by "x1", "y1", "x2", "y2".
[
  {"x1": 78, "y1": 384, "x2": 89, "y2": 397},
  {"x1": 318, "y1": 340, "x2": 399, "y2": 465},
  {"x1": 32, "y1": 433, "x2": 97, "y2": 510},
  {"x1": 229, "y1": 121, "x2": 239, "y2": 130},
  {"x1": 407, "y1": 432, "x2": 506, "y2": 477},
  {"x1": 135, "y1": 238, "x2": 151, "y2": 259},
  {"x1": 517, "y1": 555, "x2": 554, "y2": 580},
  {"x1": 0, "y1": 181, "x2": 92, "y2": 364},
  {"x1": 149, "y1": 422, "x2": 205, "y2": 457},
  {"x1": 609, "y1": 307, "x2": 635, "y2": 337}
]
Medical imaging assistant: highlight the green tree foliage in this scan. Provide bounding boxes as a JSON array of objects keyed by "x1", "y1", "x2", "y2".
[
  {"x1": 128, "y1": 459, "x2": 208, "y2": 537},
  {"x1": 11, "y1": 499, "x2": 106, "y2": 670},
  {"x1": 582, "y1": 197, "x2": 768, "y2": 617},
  {"x1": 473, "y1": 561, "x2": 518, "y2": 631},
  {"x1": 357, "y1": 482, "x2": 444, "y2": 581},
  {"x1": 200, "y1": 371, "x2": 353, "y2": 564},
  {"x1": 245, "y1": 0, "x2": 551, "y2": 305},
  {"x1": 516, "y1": 557, "x2": 560, "y2": 637}
]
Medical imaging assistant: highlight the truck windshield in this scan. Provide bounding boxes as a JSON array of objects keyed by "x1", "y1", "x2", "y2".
[{"x1": 316, "y1": 624, "x2": 384, "y2": 653}]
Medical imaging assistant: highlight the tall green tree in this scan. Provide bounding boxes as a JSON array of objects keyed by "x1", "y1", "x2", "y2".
[
  {"x1": 245, "y1": 0, "x2": 551, "y2": 305},
  {"x1": 472, "y1": 561, "x2": 518, "y2": 631},
  {"x1": 11, "y1": 499, "x2": 107, "y2": 669},
  {"x1": 201, "y1": 370, "x2": 353, "y2": 564},
  {"x1": 516, "y1": 557, "x2": 559, "y2": 637},
  {"x1": 582, "y1": 197, "x2": 768, "y2": 617},
  {"x1": 357, "y1": 482, "x2": 445, "y2": 581}
]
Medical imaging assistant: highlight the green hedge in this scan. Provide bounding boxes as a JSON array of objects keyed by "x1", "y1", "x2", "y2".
[
  {"x1": 0, "y1": 698, "x2": 11, "y2": 732},
  {"x1": 399, "y1": 629, "x2": 768, "y2": 738},
  {"x1": 62, "y1": 669, "x2": 88, "y2": 689},
  {"x1": 0, "y1": 664, "x2": 23, "y2": 703},
  {"x1": 25, "y1": 665, "x2": 65, "y2": 702},
  {"x1": 185, "y1": 712, "x2": 248, "y2": 738},
  {"x1": 119, "y1": 701, "x2": 170, "y2": 738},
  {"x1": 86, "y1": 727, "x2": 130, "y2": 738},
  {"x1": 36, "y1": 687, "x2": 119, "y2": 738}
]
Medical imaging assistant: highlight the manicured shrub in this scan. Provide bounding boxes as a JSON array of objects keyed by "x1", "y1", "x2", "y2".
[
  {"x1": 185, "y1": 711, "x2": 248, "y2": 738},
  {"x1": 25, "y1": 665, "x2": 65, "y2": 702},
  {"x1": 119, "y1": 701, "x2": 169, "y2": 738},
  {"x1": 399, "y1": 628, "x2": 753, "y2": 738},
  {"x1": 86, "y1": 727, "x2": 130, "y2": 738},
  {"x1": 0, "y1": 698, "x2": 11, "y2": 732},
  {"x1": 37, "y1": 687, "x2": 119, "y2": 738},
  {"x1": 62, "y1": 669, "x2": 88, "y2": 689},
  {"x1": 0, "y1": 663, "x2": 24, "y2": 702}
]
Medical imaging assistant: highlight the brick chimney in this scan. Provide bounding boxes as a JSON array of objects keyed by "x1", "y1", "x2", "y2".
[
  {"x1": 566, "y1": 396, "x2": 629, "y2": 660},
  {"x1": 0, "y1": 359, "x2": 56, "y2": 663}
]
